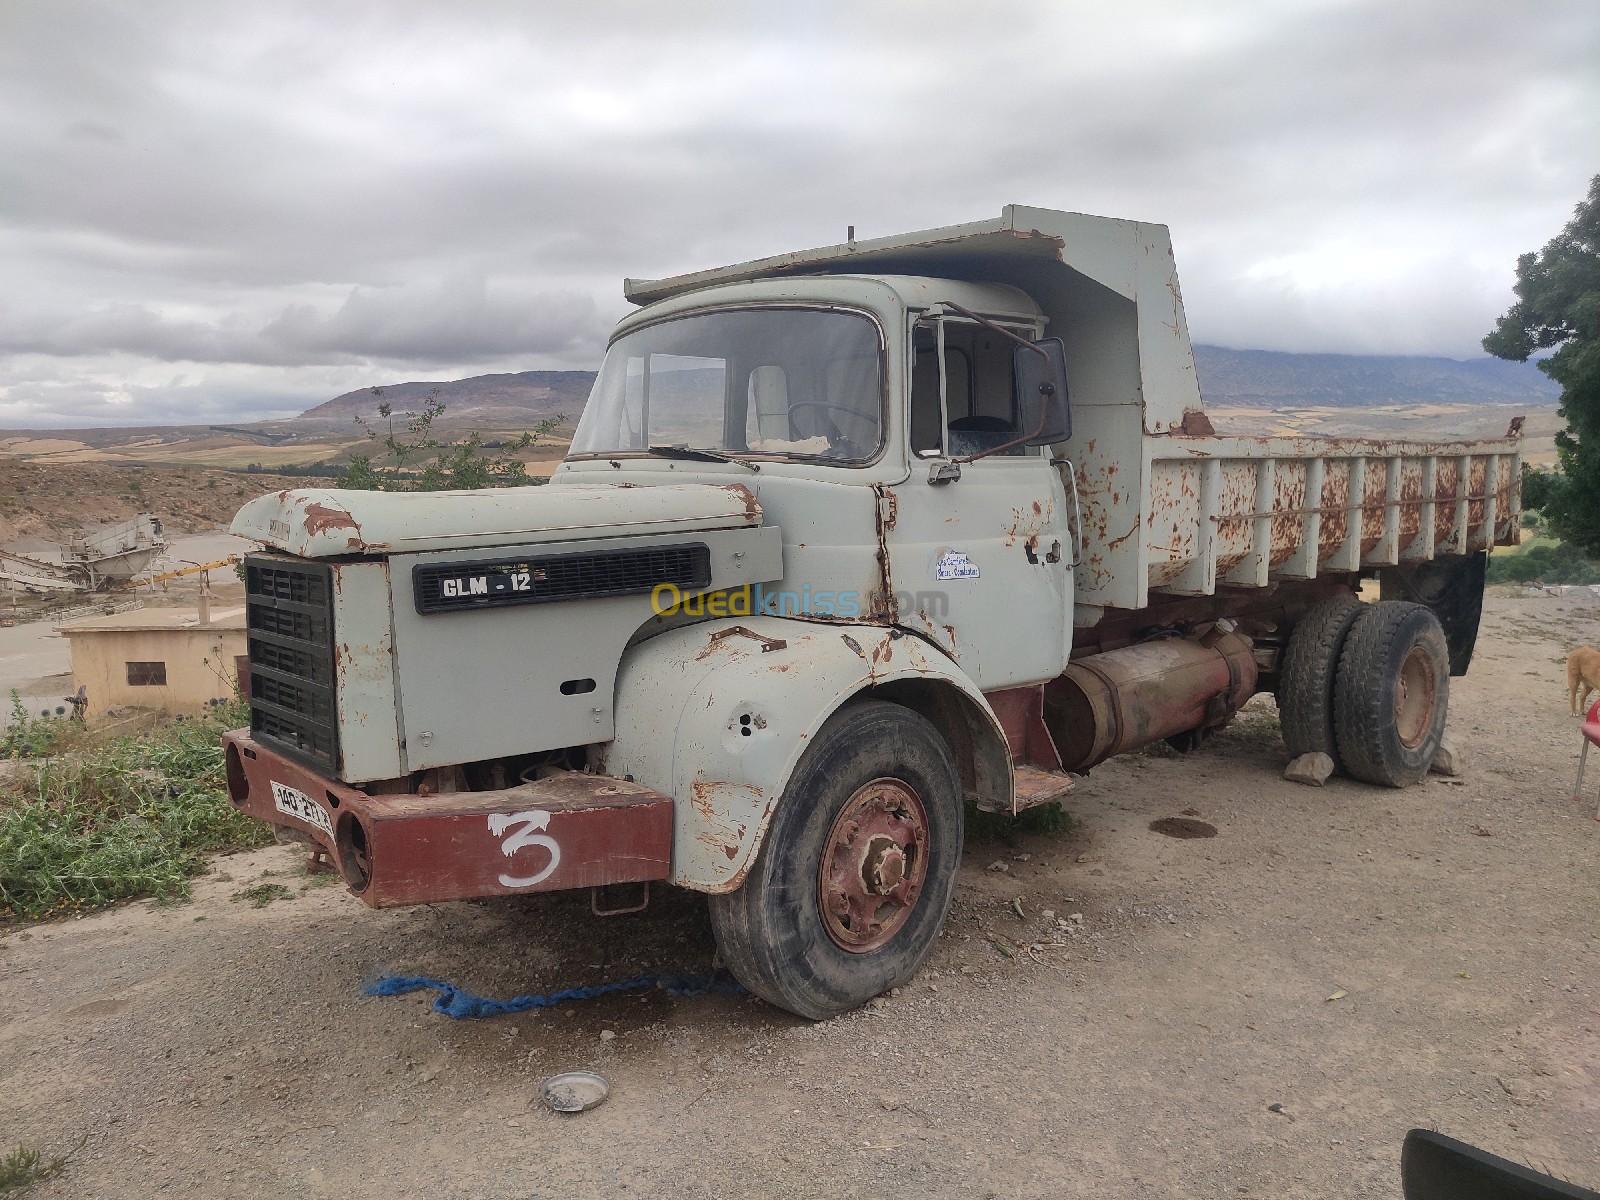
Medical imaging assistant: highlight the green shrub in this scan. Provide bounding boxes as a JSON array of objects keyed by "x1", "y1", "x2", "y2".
[
  {"x1": 1487, "y1": 537, "x2": 1600, "y2": 586},
  {"x1": 0, "y1": 1143, "x2": 65, "y2": 1192},
  {"x1": 0, "y1": 701, "x2": 271, "y2": 921}
]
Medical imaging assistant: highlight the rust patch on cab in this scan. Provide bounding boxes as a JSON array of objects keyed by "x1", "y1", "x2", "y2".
[
  {"x1": 301, "y1": 501, "x2": 361, "y2": 540},
  {"x1": 719, "y1": 481, "x2": 762, "y2": 522}
]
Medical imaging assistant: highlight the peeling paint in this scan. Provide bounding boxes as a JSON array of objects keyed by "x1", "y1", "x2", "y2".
[{"x1": 301, "y1": 501, "x2": 361, "y2": 540}]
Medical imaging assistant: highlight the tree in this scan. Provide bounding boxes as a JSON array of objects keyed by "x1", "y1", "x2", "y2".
[
  {"x1": 341, "y1": 388, "x2": 564, "y2": 492},
  {"x1": 1518, "y1": 463, "x2": 1564, "y2": 512},
  {"x1": 1484, "y1": 174, "x2": 1600, "y2": 554}
]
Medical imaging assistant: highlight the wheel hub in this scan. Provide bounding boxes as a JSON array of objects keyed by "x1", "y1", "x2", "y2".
[
  {"x1": 818, "y1": 778, "x2": 929, "y2": 953},
  {"x1": 1394, "y1": 644, "x2": 1438, "y2": 749},
  {"x1": 863, "y1": 838, "x2": 906, "y2": 893}
]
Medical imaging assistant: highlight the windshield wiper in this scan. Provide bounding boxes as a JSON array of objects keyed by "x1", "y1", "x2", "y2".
[{"x1": 645, "y1": 445, "x2": 760, "y2": 472}]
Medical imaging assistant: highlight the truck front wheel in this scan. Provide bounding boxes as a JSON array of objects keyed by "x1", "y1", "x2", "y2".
[
  {"x1": 708, "y1": 700, "x2": 963, "y2": 1020},
  {"x1": 1333, "y1": 601, "x2": 1450, "y2": 787}
]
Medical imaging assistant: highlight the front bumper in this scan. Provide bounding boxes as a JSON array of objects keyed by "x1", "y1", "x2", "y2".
[{"x1": 221, "y1": 731, "x2": 674, "y2": 907}]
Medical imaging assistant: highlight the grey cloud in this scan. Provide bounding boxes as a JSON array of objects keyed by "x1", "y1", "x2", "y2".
[
  {"x1": 0, "y1": 0, "x2": 1597, "y2": 427},
  {"x1": 0, "y1": 279, "x2": 603, "y2": 366}
]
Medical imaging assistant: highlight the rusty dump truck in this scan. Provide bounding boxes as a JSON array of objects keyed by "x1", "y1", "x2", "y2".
[{"x1": 223, "y1": 206, "x2": 1521, "y2": 1018}]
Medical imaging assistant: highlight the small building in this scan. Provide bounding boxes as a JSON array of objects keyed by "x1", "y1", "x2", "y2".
[{"x1": 59, "y1": 605, "x2": 246, "y2": 720}]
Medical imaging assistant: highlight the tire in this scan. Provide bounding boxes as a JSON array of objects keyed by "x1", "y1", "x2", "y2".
[
  {"x1": 708, "y1": 700, "x2": 963, "y2": 1020},
  {"x1": 1333, "y1": 601, "x2": 1450, "y2": 787},
  {"x1": 1279, "y1": 593, "x2": 1366, "y2": 763}
]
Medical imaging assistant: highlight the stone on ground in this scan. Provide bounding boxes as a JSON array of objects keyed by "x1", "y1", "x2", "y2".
[
  {"x1": 1431, "y1": 737, "x2": 1465, "y2": 777},
  {"x1": 1284, "y1": 752, "x2": 1335, "y2": 787}
]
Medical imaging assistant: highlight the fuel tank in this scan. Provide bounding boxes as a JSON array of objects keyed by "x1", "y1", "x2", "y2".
[{"x1": 1045, "y1": 629, "x2": 1258, "y2": 772}]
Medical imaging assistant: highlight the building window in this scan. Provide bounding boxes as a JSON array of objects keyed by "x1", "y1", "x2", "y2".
[{"x1": 126, "y1": 661, "x2": 167, "y2": 686}]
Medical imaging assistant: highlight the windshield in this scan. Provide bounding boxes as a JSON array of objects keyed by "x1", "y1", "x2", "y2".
[{"x1": 569, "y1": 308, "x2": 883, "y2": 463}]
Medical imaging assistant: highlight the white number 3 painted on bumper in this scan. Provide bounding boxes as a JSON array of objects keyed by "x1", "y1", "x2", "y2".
[{"x1": 487, "y1": 810, "x2": 562, "y2": 888}]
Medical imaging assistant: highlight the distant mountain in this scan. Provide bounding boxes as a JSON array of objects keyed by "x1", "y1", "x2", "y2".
[
  {"x1": 292, "y1": 349, "x2": 1560, "y2": 427},
  {"x1": 1193, "y1": 346, "x2": 1559, "y2": 409},
  {"x1": 297, "y1": 370, "x2": 595, "y2": 425}
]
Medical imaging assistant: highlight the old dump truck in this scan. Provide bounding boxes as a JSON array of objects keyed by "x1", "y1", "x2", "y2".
[{"x1": 223, "y1": 206, "x2": 1521, "y2": 1018}]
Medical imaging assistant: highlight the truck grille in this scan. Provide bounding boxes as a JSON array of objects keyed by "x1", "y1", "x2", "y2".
[
  {"x1": 412, "y1": 543, "x2": 711, "y2": 614},
  {"x1": 245, "y1": 556, "x2": 338, "y2": 772}
]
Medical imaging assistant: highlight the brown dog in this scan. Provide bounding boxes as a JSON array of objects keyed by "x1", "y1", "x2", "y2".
[{"x1": 1568, "y1": 645, "x2": 1600, "y2": 715}]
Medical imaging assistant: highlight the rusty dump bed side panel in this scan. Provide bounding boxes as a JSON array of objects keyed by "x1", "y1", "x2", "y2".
[
  {"x1": 223, "y1": 732, "x2": 672, "y2": 908},
  {"x1": 1074, "y1": 433, "x2": 1523, "y2": 610}
]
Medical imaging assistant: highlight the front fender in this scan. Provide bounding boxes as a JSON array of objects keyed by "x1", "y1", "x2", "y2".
[{"x1": 600, "y1": 616, "x2": 1008, "y2": 892}]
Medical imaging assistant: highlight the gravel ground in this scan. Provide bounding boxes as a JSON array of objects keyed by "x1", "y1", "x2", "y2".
[{"x1": 2, "y1": 591, "x2": 1597, "y2": 1199}]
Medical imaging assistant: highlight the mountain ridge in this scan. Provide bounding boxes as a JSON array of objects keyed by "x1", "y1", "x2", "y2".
[
  {"x1": 292, "y1": 348, "x2": 1560, "y2": 424},
  {"x1": 1192, "y1": 345, "x2": 1558, "y2": 408}
]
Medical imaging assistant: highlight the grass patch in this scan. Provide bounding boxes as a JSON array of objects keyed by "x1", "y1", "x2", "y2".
[
  {"x1": 0, "y1": 701, "x2": 272, "y2": 922},
  {"x1": 0, "y1": 1143, "x2": 65, "y2": 1192},
  {"x1": 967, "y1": 800, "x2": 1076, "y2": 842},
  {"x1": 231, "y1": 882, "x2": 293, "y2": 908}
]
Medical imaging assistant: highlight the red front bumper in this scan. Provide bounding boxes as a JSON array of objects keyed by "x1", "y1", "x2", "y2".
[{"x1": 221, "y1": 732, "x2": 674, "y2": 907}]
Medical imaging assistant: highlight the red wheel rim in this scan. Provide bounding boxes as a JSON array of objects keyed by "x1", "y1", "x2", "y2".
[
  {"x1": 817, "y1": 778, "x2": 930, "y2": 953},
  {"x1": 1394, "y1": 645, "x2": 1437, "y2": 749}
]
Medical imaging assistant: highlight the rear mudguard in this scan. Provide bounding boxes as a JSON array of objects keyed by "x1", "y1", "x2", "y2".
[{"x1": 600, "y1": 615, "x2": 1011, "y2": 893}]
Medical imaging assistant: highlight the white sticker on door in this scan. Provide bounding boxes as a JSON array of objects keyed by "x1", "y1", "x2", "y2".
[{"x1": 935, "y1": 550, "x2": 981, "y2": 580}]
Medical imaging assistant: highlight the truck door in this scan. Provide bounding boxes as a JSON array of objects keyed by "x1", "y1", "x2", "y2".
[{"x1": 883, "y1": 316, "x2": 1071, "y2": 689}]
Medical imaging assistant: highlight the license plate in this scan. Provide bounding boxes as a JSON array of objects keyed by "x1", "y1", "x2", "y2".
[{"x1": 271, "y1": 781, "x2": 335, "y2": 839}]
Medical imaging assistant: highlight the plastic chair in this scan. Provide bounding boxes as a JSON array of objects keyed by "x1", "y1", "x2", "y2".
[{"x1": 1572, "y1": 697, "x2": 1600, "y2": 820}]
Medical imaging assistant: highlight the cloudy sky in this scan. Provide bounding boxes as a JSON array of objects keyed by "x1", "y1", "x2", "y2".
[{"x1": 2, "y1": 0, "x2": 1596, "y2": 429}]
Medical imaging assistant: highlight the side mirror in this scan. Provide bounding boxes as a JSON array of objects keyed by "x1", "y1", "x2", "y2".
[{"x1": 1014, "y1": 337, "x2": 1071, "y2": 446}]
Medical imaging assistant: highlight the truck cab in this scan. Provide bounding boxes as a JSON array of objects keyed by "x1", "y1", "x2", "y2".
[
  {"x1": 223, "y1": 206, "x2": 1520, "y2": 1019},
  {"x1": 560, "y1": 272, "x2": 1075, "y2": 688}
]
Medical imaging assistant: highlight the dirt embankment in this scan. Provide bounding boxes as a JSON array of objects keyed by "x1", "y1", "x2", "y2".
[{"x1": 0, "y1": 460, "x2": 304, "y2": 540}]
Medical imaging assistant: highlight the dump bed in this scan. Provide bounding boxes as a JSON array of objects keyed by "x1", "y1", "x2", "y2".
[
  {"x1": 627, "y1": 204, "x2": 1523, "y2": 612},
  {"x1": 1123, "y1": 432, "x2": 1519, "y2": 607}
]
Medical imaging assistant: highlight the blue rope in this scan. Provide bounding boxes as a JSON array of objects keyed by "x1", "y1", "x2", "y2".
[{"x1": 366, "y1": 971, "x2": 743, "y2": 1020}]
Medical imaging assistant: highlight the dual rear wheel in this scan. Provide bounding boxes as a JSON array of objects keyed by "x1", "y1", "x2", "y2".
[{"x1": 1280, "y1": 595, "x2": 1450, "y2": 786}]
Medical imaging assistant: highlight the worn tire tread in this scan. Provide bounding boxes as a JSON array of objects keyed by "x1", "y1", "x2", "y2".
[
  {"x1": 1333, "y1": 601, "x2": 1450, "y2": 787},
  {"x1": 1279, "y1": 593, "x2": 1366, "y2": 763},
  {"x1": 708, "y1": 699, "x2": 962, "y2": 1020}
]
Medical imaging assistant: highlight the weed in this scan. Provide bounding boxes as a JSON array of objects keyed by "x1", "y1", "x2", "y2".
[
  {"x1": 967, "y1": 800, "x2": 1076, "y2": 842},
  {"x1": 231, "y1": 882, "x2": 293, "y2": 907},
  {"x1": 1, "y1": 692, "x2": 80, "y2": 760},
  {"x1": 0, "y1": 1143, "x2": 65, "y2": 1192},
  {"x1": 0, "y1": 700, "x2": 271, "y2": 921}
]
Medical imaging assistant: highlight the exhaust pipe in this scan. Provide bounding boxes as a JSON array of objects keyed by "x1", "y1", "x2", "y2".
[{"x1": 1045, "y1": 629, "x2": 1258, "y2": 772}]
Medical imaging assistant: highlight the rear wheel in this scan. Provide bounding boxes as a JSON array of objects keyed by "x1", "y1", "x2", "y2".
[
  {"x1": 1279, "y1": 593, "x2": 1366, "y2": 764},
  {"x1": 1333, "y1": 601, "x2": 1450, "y2": 787},
  {"x1": 708, "y1": 700, "x2": 963, "y2": 1020}
]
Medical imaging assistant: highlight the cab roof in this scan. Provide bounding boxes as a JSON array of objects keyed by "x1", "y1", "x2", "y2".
[{"x1": 623, "y1": 204, "x2": 1155, "y2": 307}]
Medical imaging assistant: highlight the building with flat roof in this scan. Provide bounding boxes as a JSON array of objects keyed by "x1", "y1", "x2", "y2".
[{"x1": 58, "y1": 604, "x2": 246, "y2": 719}]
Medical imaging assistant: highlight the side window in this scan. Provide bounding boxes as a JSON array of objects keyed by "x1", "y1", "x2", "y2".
[
  {"x1": 909, "y1": 329, "x2": 972, "y2": 456},
  {"x1": 948, "y1": 327, "x2": 1024, "y2": 458}
]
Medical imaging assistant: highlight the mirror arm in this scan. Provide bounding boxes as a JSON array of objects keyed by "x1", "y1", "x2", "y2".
[{"x1": 937, "y1": 302, "x2": 1047, "y2": 360}]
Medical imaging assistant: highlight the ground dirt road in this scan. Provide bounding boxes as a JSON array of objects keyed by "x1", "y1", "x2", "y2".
[{"x1": 3, "y1": 593, "x2": 1597, "y2": 1199}]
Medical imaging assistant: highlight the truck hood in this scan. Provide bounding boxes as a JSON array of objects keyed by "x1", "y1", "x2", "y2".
[{"x1": 231, "y1": 481, "x2": 762, "y2": 557}]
